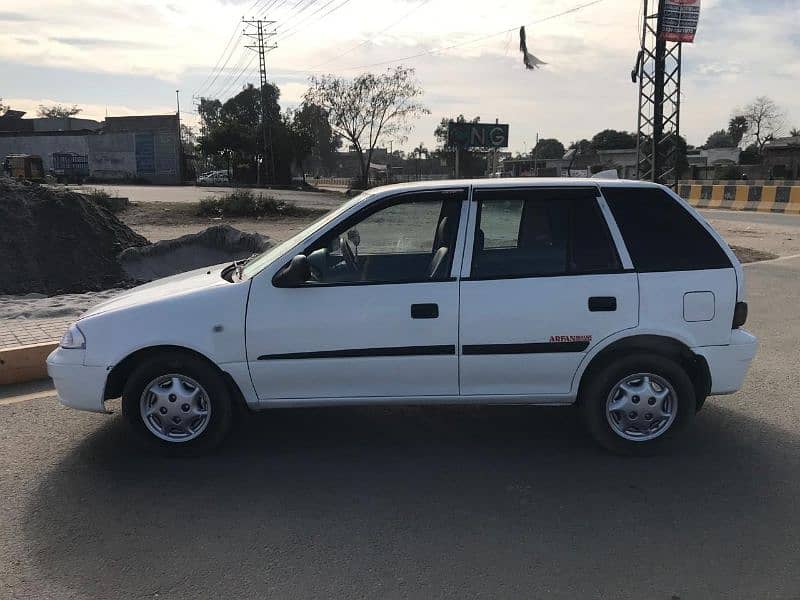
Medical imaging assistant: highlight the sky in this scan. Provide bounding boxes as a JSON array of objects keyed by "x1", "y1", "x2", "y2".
[{"x1": 1, "y1": 0, "x2": 799, "y2": 153}]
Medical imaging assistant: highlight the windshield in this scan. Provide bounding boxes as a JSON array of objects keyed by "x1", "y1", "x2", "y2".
[{"x1": 240, "y1": 191, "x2": 376, "y2": 279}]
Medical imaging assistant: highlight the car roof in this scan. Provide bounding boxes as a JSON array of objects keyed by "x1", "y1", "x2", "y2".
[{"x1": 367, "y1": 178, "x2": 664, "y2": 196}]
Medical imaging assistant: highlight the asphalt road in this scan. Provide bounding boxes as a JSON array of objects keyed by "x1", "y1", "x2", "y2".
[{"x1": 2, "y1": 257, "x2": 800, "y2": 599}]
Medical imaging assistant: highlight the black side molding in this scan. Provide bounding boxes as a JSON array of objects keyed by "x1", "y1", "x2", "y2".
[
  {"x1": 463, "y1": 341, "x2": 590, "y2": 355},
  {"x1": 589, "y1": 296, "x2": 617, "y2": 312},
  {"x1": 411, "y1": 303, "x2": 439, "y2": 319},
  {"x1": 258, "y1": 345, "x2": 456, "y2": 360}
]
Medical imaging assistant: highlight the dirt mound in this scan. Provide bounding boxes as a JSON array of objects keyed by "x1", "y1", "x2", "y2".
[
  {"x1": 0, "y1": 177, "x2": 149, "y2": 295},
  {"x1": 119, "y1": 224, "x2": 271, "y2": 282}
]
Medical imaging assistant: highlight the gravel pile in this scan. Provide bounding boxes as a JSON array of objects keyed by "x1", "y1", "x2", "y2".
[
  {"x1": 0, "y1": 177, "x2": 148, "y2": 295},
  {"x1": 119, "y1": 224, "x2": 271, "y2": 281}
]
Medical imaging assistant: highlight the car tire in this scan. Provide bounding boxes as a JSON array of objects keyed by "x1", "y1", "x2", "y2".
[
  {"x1": 122, "y1": 351, "x2": 233, "y2": 455},
  {"x1": 579, "y1": 353, "x2": 696, "y2": 456}
]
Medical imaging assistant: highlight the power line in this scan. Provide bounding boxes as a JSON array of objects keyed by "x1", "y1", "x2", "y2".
[
  {"x1": 273, "y1": 0, "x2": 321, "y2": 31},
  {"x1": 328, "y1": 0, "x2": 607, "y2": 72},
  {"x1": 274, "y1": 0, "x2": 355, "y2": 44},
  {"x1": 194, "y1": 22, "x2": 242, "y2": 97},
  {"x1": 309, "y1": 0, "x2": 433, "y2": 70},
  {"x1": 212, "y1": 50, "x2": 256, "y2": 100}
]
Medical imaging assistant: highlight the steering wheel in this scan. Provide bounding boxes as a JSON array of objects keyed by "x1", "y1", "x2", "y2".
[{"x1": 340, "y1": 236, "x2": 359, "y2": 273}]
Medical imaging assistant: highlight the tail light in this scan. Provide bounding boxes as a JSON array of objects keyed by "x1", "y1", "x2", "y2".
[{"x1": 733, "y1": 302, "x2": 748, "y2": 329}]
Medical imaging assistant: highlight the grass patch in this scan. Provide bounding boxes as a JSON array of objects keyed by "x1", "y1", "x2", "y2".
[{"x1": 198, "y1": 189, "x2": 322, "y2": 218}]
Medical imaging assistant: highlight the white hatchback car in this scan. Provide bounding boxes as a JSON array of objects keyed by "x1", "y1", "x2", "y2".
[{"x1": 48, "y1": 179, "x2": 758, "y2": 454}]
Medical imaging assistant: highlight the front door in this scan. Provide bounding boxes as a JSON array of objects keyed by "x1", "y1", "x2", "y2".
[
  {"x1": 459, "y1": 186, "x2": 639, "y2": 398},
  {"x1": 246, "y1": 189, "x2": 467, "y2": 402}
]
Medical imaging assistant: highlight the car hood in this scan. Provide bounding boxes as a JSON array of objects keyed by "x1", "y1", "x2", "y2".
[{"x1": 81, "y1": 263, "x2": 232, "y2": 319}]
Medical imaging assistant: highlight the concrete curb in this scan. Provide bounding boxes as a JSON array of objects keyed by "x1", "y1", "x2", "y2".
[
  {"x1": 680, "y1": 184, "x2": 800, "y2": 214},
  {"x1": 0, "y1": 342, "x2": 57, "y2": 386}
]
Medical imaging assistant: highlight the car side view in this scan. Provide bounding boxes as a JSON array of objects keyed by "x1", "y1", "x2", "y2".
[{"x1": 47, "y1": 179, "x2": 758, "y2": 455}]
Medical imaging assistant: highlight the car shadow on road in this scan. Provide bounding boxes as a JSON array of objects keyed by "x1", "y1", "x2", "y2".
[{"x1": 21, "y1": 402, "x2": 800, "y2": 598}]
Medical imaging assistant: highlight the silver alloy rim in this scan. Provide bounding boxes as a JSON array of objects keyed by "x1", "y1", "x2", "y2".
[
  {"x1": 139, "y1": 374, "x2": 211, "y2": 443},
  {"x1": 605, "y1": 372, "x2": 678, "y2": 442}
]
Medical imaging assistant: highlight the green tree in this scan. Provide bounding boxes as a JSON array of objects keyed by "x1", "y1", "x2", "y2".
[
  {"x1": 197, "y1": 83, "x2": 286, "y2": 183},
  {"x1": 291, "y1": 102, "x2": 341, "y2": 176},
  {"x1": 728, "y1": 115, "x2": 748, "y2": 146},
  {"x1": 705, "y1": 130, "x2": 736, "y2": 148},
  {"x1": 306, "y1": 66, "x2": 429, "y2": 187},
  {"x1": 739, "y1": 143, "x2": 761, "y2": 165},
  {"x1": 36, "y1": 104, "x2": 82, "y2": 118},
  {"x1": 533, "y1": 138, "x2": 565, "y2": 159},
  {"x1": 434, "y1": 115, "x2": 480, "y2": 149},
  {"x1": 790, "y1": 128, "x2": 800, "y2": 137},
  {"x1": 591, "y1": 129, "x2": 637, "y2": 150},
  {"x1": 0, "y1": 98, "x2": 7, "y2": 115}
]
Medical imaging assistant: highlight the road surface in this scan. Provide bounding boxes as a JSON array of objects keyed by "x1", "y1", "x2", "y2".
[{"x1": 1, "y1": 255, "x2": 799, "y2": 599}]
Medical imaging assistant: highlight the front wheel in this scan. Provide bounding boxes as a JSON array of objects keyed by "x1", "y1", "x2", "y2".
[
  {"x1": 580, "y1": 353, "x2": 696, "y2": 455},
  {"x1": 122, "y1": 352, "x2": 233, "y2": 454}
]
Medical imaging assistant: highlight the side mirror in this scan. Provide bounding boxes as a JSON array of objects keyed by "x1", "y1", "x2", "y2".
[{"x1": 273, "y1": 254, "x2": 311, "y2": 288}]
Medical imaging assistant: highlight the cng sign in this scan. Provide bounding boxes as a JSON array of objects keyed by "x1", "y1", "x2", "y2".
[{"x1": 447, "y1": 122, "x2": 510, "y2": 149}]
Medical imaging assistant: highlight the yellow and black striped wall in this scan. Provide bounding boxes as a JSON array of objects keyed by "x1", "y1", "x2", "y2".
[{"x1": 678, "y1": 183, "x2": 800, "y2": 214}]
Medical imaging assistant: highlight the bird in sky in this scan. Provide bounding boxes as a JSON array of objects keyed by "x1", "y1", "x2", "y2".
[{"x1": 519, "y1": 26, "x2": 547, "y2": 69}]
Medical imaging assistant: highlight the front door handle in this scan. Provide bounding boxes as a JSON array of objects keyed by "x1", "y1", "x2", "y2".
[
  {"x1": 411, "y1": 303, "x2": 439, "y2": 319},
  {"x1": 589, "y1": 296, "x2": 617, "y2": 312}
]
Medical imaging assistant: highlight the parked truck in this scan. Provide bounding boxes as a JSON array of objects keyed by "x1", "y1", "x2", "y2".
[
  {"x1": 3, "y1": 154, "x2": 45, "y2": 182},
  {"x1": 51, "y1": 152, "x2": 89, "y2": 183}
]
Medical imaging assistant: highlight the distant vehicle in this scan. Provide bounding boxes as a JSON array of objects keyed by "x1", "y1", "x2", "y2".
[
  {"x1": 48, "y1": 179, "x2": 757, "y2": 455},
  {"x1": 51, "y1": 152, "x2": 89, "y2": 183},
  {"x1": 3, "y1": 154, "x2": 45, "y2": 182},
  {"x1": 197, "y1": 171, "x2": 230, "y2": 186}
]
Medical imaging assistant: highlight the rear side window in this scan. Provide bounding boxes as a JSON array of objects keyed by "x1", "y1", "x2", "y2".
[
  {"x1": 602, "y1": 187, "x2": 731, "y2": 272},
  {"x1": 472, "y1": 188, "x2": 621, "y2": 279}
]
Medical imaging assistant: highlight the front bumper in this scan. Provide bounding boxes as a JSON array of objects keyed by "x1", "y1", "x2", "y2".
[
  {"x1": 694, "y1": 329, "x2": 759, "y2": 396},
  {"x1": 46, "y1": 347, "x2": 110, "y2": 413}
]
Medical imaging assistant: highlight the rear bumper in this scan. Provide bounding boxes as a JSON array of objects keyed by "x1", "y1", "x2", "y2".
[
  {"x1": 46, "y1": 348, "x2": 110, "y2": 413},
  {"x1": 694, "y1": 329, "x2": 758, "y2": 396}
]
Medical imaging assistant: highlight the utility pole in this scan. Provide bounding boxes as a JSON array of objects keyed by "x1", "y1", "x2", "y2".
[
  {"x1": 243, "y1": 18, "x2": 277, "y2": 186},
  {"x1": 634, "y1": 0, "x2": 683, "y2": 186},
  {"x1": 176, "y1": 89, "x2": 184, "y2": 183}
]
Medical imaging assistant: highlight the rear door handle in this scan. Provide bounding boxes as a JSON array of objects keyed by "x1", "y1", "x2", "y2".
[
  {"x1": 589, "y1": 296, "x2": 617, "y2": 312},
  {"x1": 411, "y1": 303, "x2": 439, "y2": 319}
]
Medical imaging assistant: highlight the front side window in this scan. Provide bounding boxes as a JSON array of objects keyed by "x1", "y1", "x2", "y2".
[
  {"x1": 304, "y1": 190, "x2": 465, "y2": 285},
  {"x1": 471, "y1": 188, "x2": 620, "y2": 279}
]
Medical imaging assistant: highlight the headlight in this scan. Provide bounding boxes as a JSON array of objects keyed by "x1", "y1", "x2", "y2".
[{"x1": 60, "y1": 323, "x2": 86, "y2": 349}]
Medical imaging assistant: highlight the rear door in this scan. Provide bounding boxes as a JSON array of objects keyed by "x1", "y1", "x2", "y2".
[
  {"x1": 458, "y1": 186, "x2": 639, "y2": 397},
  {"x1": 600, "y1": 186, "x2": 738, "y2": 347}
]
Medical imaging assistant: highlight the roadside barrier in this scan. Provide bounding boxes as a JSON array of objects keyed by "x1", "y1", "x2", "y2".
[
  {"x1": 679, "y1": 184, "x2": 800, "y2": 214},
  {"x1": 0, "y1": 342, "x2": 57, "y2": 386}
]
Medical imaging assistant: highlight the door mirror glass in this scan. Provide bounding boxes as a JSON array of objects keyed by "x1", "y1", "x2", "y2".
[{"x1": 273, "y1": 254, "x2": 311, "y2": 287}]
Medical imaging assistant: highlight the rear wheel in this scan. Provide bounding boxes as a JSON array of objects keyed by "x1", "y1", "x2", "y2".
[
  {"x1": 580, "y1": 353, "x2": 696, "y2": 455},
  {"x1": 122, "y1": 352, "x2": 232, "y2": 454}
]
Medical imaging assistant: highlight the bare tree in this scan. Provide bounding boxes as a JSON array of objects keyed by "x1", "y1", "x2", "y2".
[
  {"x1": 739, "y1": 97, "x2": 786, "y2": 152},
  {"x1": 37, "y1": 104, "x2": 82, "y2": 118},
  {"x1": 306, "y1": 66, "x2": 429, "y2": 187}
]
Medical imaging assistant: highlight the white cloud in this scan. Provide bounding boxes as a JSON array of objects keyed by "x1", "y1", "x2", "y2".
[{"x1": 1, "y1": 0, "x2": 798, "y2": 151}]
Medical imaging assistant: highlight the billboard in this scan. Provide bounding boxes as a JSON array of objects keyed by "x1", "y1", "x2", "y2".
[
  {"x1": 447, "y1": 122, "x2": 509, "y2": 149},
  {"x1": 661, "y1": 0, "x2": 701, "y2": 43}
]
